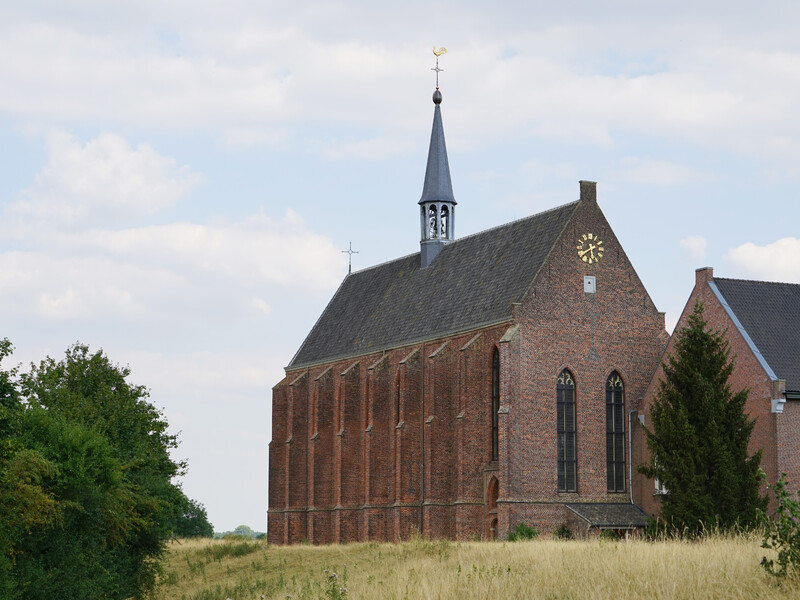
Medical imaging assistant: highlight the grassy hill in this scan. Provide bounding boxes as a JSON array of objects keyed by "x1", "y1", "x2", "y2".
[{"x1": 153, "y1": 534, "x2": 799, "y2": 599}]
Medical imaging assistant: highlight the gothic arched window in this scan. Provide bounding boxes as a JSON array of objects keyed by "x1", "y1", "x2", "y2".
[
  {"x1": 606, "y1": 372, "x2": 626, "y2": 492},
  {"x1": 440, "y1": 205, "x2": 449, "y2": 238},
  {"x1": 491, "y1": 349, "x2": 500, "y2": 461},
  {"x1": 395, "y1": 372, "x2": 401, "y2": 425},
  {"x1": 557, "y1": 370, "x2": 577, "y2": 492}
]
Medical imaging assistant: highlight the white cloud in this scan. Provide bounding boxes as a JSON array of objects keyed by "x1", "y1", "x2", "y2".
[
  {"x1": 0, "y1": 211, "x2": 343, "y2": 323},
  {"x1": 247, "y1": 297, "x2": 273, "y2": 316},
  {"x1": 725, "y1": 237, "x2": 800, "y2": 282},
  {"x1": 314, "y1": 136, "x2": 416, "y2": 160},
  {"x1": 1, "y1": 130, "x2": 345, "y2": 329},
  {"x1": 0, "y1": 250, "x2": 181, "y2": 321},
  {"x1": 679, "y1": 236, "x2": 708, "y2": 262},
  {"x1": 9, "y1": 131, "x2": 201, "y2": 227},
  {"x1": 78, "y1": 210, "x2": 343, "y2": 292},
  {"x1": 3, "y1": 5, "x2": 800, "y2": 168},
  {"x1": 612, "y1": 158, "x2": 712, "y2": 187},
  {"x1": 220, "y1": 127, "x2": 288, "y2": 149}
]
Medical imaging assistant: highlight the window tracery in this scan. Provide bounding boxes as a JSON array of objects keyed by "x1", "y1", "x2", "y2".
[
  {"x1": 557, "y1": 370, "x2": 577, "y2": 492},
  {"x1": 606, "y1": 372, "x2": 626, "y2": 492},
  {"x1": 491, "y1": 349, "x2": 500, "y2": 461}
]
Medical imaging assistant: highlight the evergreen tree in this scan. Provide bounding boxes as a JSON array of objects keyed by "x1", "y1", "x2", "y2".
[{"x1": 640, "y1": 301, "x2": 767, "y2": 535}]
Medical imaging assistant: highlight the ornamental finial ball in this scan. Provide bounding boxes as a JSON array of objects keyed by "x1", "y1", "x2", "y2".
[{"x1": 433, "y1": 89, "x2": 442, "y2": 104}]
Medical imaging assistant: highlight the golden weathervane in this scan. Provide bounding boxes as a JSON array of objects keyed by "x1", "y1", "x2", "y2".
[{"x1": 432, "y1": 46, "x2": 447, "y2": 88}]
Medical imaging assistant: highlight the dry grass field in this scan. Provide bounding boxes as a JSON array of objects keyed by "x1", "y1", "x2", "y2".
[{"x1": 152, "y1": 535, "x2": 800, "y2": 600}]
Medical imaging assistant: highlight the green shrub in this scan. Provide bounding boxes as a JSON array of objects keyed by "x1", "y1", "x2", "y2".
[
  {"x1": 761, "y1": 473, "x2": 800, "y2": 578},
  {"x1": 598, "y1": 529, "x2": 620, "y2": 541},
  {"x1": 553, "y1": 524, "x2": 574, "y2": 540},
  {"x1": 506, "y1": 522, "x2": 539, "y2": 541},
  {"x1": 642, "y1": 516, "x2": 670, "y2": 540}
]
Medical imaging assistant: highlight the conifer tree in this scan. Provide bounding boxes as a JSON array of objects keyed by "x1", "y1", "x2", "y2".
[{"x1": 640, "y1": 301, "x2": 766, "y2": 535}]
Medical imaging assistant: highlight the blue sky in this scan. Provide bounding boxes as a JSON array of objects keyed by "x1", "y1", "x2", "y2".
[{"x1": 2, "y1": 1, "x2": 800, "y2": 532}]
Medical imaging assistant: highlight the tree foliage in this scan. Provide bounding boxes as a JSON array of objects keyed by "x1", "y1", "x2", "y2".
[
  {"x1": 506, "y1": 522, "x2": 539, "y2": 541},
  {"x1": 0, "y1": 340, "x2": 213, "y2": 599},
  {"x1": 168, "y1": 494, "x2": 214, "y2": 538},
  {"x1": 640, "y1": 302, "x2": 767, "y2": 536},
  {"x1": 761, "y1": 473, "x2": 800, "y2": 579}
]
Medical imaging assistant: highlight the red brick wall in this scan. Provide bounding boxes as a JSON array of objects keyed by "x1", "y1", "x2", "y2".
[
  {"x1": 269, "y1": 323, "x2": 511, "y2": 544},
  {"x1": 268, "y1": 382, "x2": 287, "y2": 543},
  {"x1": 777, "y1": 399, "x2": 800, "y2": 490}
]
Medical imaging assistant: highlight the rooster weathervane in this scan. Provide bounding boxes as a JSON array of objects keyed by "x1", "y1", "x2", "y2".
[{"x1": 431, "y1": 46, "x2": 447, "y2": 89}]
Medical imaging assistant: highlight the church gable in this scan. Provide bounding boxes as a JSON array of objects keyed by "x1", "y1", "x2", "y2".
[{"x1": 501, "y1": 185, "x2": 668, "y2": 508}]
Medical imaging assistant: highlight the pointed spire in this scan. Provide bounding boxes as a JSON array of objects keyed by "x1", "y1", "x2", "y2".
[
  {"x1": 419, "y1": 91, "x2": 456, "y2": 206},
  {"x1": 419, "y1": 48, "x2": 457, "y2": 269}
]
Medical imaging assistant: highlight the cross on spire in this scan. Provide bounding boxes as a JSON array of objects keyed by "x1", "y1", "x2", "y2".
[
  {"x1": 432, "y1": 46, "x2": 447, "y2": 89},
  {"x1": 341, "y1": 241, "x2": 359, "y2": 274}
]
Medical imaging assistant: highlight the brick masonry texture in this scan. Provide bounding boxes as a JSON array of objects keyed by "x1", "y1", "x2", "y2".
[{"x1": 269, "y1": 190, "x2": 672, "y2": 543}]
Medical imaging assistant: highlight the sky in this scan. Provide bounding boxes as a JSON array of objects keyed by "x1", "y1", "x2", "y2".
[{"x1": 2, "y1": 1, "x2": 800, "y2": 533}]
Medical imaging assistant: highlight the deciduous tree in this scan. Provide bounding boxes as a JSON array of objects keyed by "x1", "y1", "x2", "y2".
[{"x1": 0, "y1": 341, "x2": 212, "y2": 598}]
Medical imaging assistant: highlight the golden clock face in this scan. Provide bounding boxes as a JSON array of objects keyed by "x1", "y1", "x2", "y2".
[{"x1": 576, "y1": 233, "x2": 604, "y2": 264}]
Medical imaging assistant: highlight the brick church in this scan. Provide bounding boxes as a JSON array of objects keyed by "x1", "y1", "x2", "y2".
[{"x1": 267, "y1": 81, "x2": 676, "y2": 544}]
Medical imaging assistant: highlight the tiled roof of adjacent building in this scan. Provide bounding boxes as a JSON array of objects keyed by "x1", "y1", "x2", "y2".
[
  {"x1": 288, "y1": 201, "x2": 579, "y2": 369},
  {"x1": 566, "y1": 503, "x2": 649, "y2": 528},
  {"x1": 713, "y1": 278, "x2": 800, "y2": 393}
]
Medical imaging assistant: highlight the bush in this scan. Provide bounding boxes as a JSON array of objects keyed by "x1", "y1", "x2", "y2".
[
  {"x1": 761, "y1": 473, "x2": 800, "y2": 579},
  {"x1": 506, "y1": 522, "x2": 539, "y2": 541},
  {"x1": 642, "y1": 517, "x2": 669, "y2": 540},
  {"x1": 553, "y1": 524, "x2": 574, "y2": 540},
  {"x1": 598, "y1": 529, "x2": 620, "y2": 541}
]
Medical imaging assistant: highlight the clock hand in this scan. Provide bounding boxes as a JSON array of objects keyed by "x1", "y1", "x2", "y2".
[{"x1": 578, "y1": 244, "x2": 596, "y2": 257}]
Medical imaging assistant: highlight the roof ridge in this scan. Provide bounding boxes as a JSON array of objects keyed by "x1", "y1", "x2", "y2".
[
  {"x1": 454, "y1": 199, "x2": 579, "y2": 244},
  {"x1": 715, "y1": 276, "x2": 800, "y2": 288},
  {"x1": 348, "y1": 199, "x2": 580, "y2": 277},
  {"x1": 348, "y1": 251, "x2": 418, "y2": 277}
]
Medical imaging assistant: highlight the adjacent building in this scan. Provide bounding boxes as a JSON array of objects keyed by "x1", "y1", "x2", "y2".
[{"x1": 638, "y1": 267, "x2": 800, "y2": 517}]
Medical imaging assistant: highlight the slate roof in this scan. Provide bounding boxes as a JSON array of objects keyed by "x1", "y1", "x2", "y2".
[
  {"x1": 288, "y1": 201, "x2": 579, "y2": 369},
  {"x1": 712, "y1": 278, "x2": 800, "y2": 393},
  {"x1": 566, "y1": 503, "x2": 649, "y2": 528},
  {"x1": 419, "y1": 102, "x2": 455, "y2": 205}
]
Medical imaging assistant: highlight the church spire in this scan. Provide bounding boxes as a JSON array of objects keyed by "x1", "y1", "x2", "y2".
[{"x1": 419, "y1": 47, "x2": 456, "y2": 269}]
